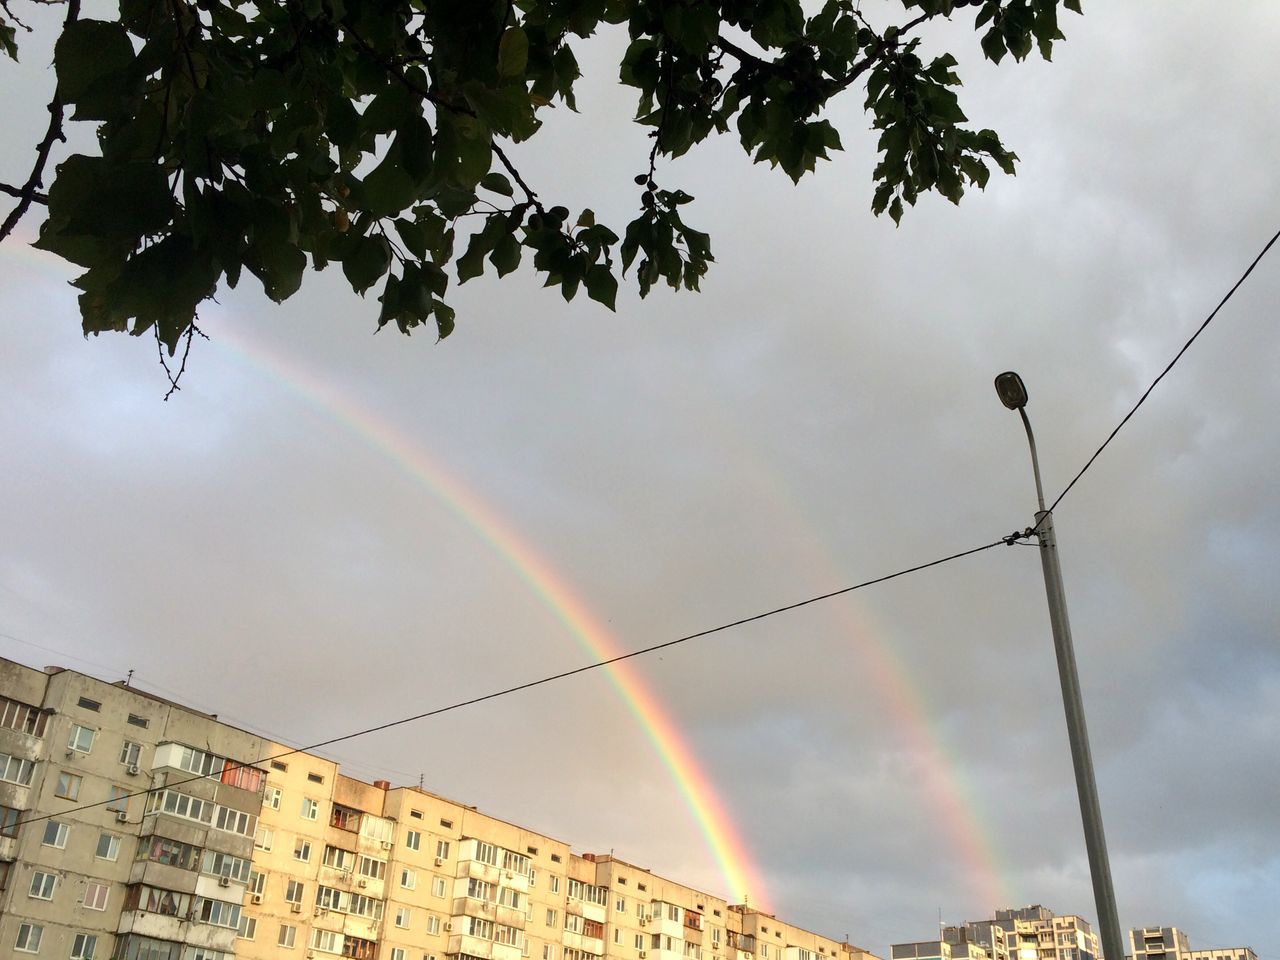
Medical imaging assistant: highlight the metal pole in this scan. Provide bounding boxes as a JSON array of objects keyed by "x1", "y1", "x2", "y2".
[{"x1": 1017, "y1": 408, "x2": 1125, "y2": 960}]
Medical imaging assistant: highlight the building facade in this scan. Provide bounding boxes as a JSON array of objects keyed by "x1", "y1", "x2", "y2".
[
  {"x1": 893, "y1": 905, "x2": 1098, "y2": 960},
  {"x1": 1128, "y1": 926, "x2": 1257, "y2": 960},
  {"x1": 0, "y1": 657, "x2": 883, "y2": 960}
]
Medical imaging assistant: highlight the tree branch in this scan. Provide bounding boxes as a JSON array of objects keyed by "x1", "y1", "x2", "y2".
[
  {"x1": 829, "y1": 11, "x2": 932, "y2": 94},
  {"x1": 0, "y1": 0, "x2": 80, "y2": 243}
]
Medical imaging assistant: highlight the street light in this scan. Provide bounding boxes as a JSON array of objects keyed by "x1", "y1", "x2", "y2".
[{"x1": 995, "y1": 371, "x2": 1125, "y2": 960}]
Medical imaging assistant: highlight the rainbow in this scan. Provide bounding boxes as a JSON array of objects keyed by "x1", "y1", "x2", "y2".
[
  {"x1": 213, "y1": 323, "x2": 769, "y2": 907},
  {"x1": 4, "y1": 236, "x2": 1012, "y2": 914}
]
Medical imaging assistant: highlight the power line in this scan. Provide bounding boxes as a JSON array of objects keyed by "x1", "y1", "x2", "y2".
[
  {"x1": 13, "y1": 536, "x2": 1007, "y2": 828},
  {"x1": 1044, "y1": 225, "x2": 1280, "y2": 517}
]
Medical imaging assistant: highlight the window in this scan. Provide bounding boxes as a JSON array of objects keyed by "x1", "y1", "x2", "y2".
[
  {"x1": 265, "y1": 786, "x2": 282, "y2": 809},
  {"x1": 0, "y1": 752, "x2": 36, "y2": 785},
  {"x1": 615, "y1": 930, "x2": 621, "y2": 944},
  {"x1": 396, "y1": 907, "x2": 412, "y2": 928},
  {"x1": 202, "y1": 851, "x2": 252, "y2": 884},
  {"x1": 301, "y1": 798, "x2": 319, "y2": 820},
  {"x1": 120, "y1": 741, "x2": 143, "y2": 766},
  {"x1": 401, "y1": 867, "x2": 417, "y2": 889},
  {"x1": 391, "y1": 951, "x2": 407, "y2": 960},
  {"x1": 436, "y1": 839, "x2": 450, "y2": 859},
  {"x1": 468, "y1": 878, "x2": 494, "y2": 901},
  {"x1": 127, "y1": 712, "x2": 149, "y2": 727},
  {"x1": 214, "y1": 806, "x2": 255, "y2": 836},
  {"x1": 139, "y1": 835, "x2": 200, "y2": 870},
  {"x1": 42, "y1": 819, "x2": 69, "y2": 848},
  {"x1": 406, "y1": 830, "x2": 422, "y2": 850},
  {"x1": 285, "y1": 880, "x2": 305, "y2": 903},
  {"x1": 84, "y1": 881, "x2": 109, "y2": 910},
  {"x1": 295, "y1": 839, "x2": 313, "y2": 862},
  {"x1": 77, "y1": 696, "x2": 101, "y2": 711},
  {"x1": 307, "y1": 772, "x2": 324, "y2": 784},
  {"x1": 255, "y1": 826, "x2": 274, "y2": 851},
  {"x1": 323, "y1": 845, "x2": 354, "y2": 870},
  {"x1": 440, "y1": 818, "x2": 453, "y2": 828},
  {"x1": 67, "y1": 723, "x2": 96, "y2": 753},
  {"x1": 547, "y1": 909, "x2": 559, "y2": 927},
  {"x1": 249, "y1": 872, "x2": 265, "y2": 895},
  {"x1": 15, "y1": 922, "x2": 43, "y2": 953},
  {"x1": 616, "y1": 897, "x2": 626, "y2": 912},
  {"x1": 356, "y1": 855, "x2": 385, "y2": 880},
  {"x1": 278, "y1": 924, "x2": 298, "y2": 948},
  {"x1": 238, "y1": 915, "x2": 257, "y2": 940},
  {"x1": 30, "y1": 870, "x2": 57, "y2": 899},
  {"x1": 0, "y1": 804, "x2": 20, "y2": 837},
  {"x1": 71, "y1": 932, "x2": 98, "y2": 959},
  {"x1": 636, "y1": 936, "x2": 646, "y2": 950},
  {"x1": 220, "y1": 760, "x2": 263, "y2": 792},
  {"x1": 550, "y1": 876, "x2": 561, "y2": 894},
  {"x1": 107, "y1": 785, "x2": 129, "y2": 813},
  {"x1": 427, "y1": 916, "x2": 441, "y2": 935},
  {"x1": 547, "y1": 947, "x2": 559, "y2": 960},
  {"x1": 0, "y1": 695, "x2": 48, "y2": 737},
  {"x1": 132, "y1": 885, "x2": 194, "y2": 916},
  {"x1": 409, "y1": 808, "x2": 423, "y2": 819},
  {"x1": 551, "y1": 853, "x2": 563, "y2": 863},
  {"x1": 311, "y1": 930, "x2": 343, "y2": 954},
  {"x1": 271, "y1": 759, "x2": 288, "y2": 771},
  {"x1": 196, "y1": 896, "x2": 242, "y2": 928},
  {"x1": 502, "y1": 849, "x2": 531, "y2": 875},
  {"x1": 498, "y1": 887, "x2": 523, "y2": 910},
  {"x1": 431, "y1": 876, "x2": 446, "y2": 897},
  {"x1": 331, "y1": 804, "x2": 360, "y2": 831}
]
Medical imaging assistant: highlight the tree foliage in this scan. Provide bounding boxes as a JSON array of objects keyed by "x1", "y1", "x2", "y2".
[{"x1": 0, "y1": 0, "x2": 1081, "y2": 361}]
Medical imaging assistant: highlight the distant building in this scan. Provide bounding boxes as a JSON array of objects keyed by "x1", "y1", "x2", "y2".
[
  {"x1": 892, "y1": 904, "x2": 1099, "y2": 960},
  {"x1": 0, "y1": 655, "x2": 884, "y2": 960},
  {"x1": 1129, "y1": 926, "x2": 1258, "y2": 960}
]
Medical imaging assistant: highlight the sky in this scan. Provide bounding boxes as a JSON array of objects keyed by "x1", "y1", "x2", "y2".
[{"x1": 2, "y1": 2, "x2": 1279, "y2": 957}]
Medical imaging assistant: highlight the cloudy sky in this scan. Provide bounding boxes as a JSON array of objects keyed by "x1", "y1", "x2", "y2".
[{"x1": 2, "y1": 2, "x2": 1278, "y2": 956}]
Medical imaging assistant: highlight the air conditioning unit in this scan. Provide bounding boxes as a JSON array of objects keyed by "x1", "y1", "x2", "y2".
[
  {"x1": 445, "y1": 923, "x2": 453, "y2": 932},
  {"x1": 252, "y1": 894, "x2": 263, "y2": 904},
  {"x1": 641, "y1": 953, "x2": 648, "y2": 958},
  {"x1": 382, "y1": 840, "x2": 393, "y2": 849},
  {"x1": 640, "y1": 919, "x2": 649, "y2": 928},
  {"x1": 65, "y1": 749, "x2": 76, "y2": 759},
  {"x1": 505, "y1": 872, "x2": 514, "y2": 879},
  {"x1": 290, "y1": 903, "x2": 303, "y2": 913},
  {"x1": 218, "y1": 876, "x2": 231, "y2": 887},
  {"x1": 126, "y1": 763, "x2": 140, "y2": 776},
  {"x1": 359, "y1": 879, "x2": 368, "y2": 888},
  {"x1": 435, "y1": 857, "x2": 445, "y2": 866},
  {"x1": 115, "y1": 811, "x2": 129, "y2": 823}
]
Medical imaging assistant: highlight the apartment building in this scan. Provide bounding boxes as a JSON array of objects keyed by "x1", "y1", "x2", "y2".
[
  {"x1": 894, "y1": 906, "x2": 1097, "y2": 960},
  {"x1": 0, "y1": 656, "x2": 884, "y2": 960},
  {"x1": 1128, "y1": 927, "x2": 1257, "y2": 960}
]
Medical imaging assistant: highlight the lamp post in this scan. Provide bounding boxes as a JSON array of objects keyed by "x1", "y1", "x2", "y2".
[{"x1": 995, "y1": 371, "x2": 1125, "y2": 960}]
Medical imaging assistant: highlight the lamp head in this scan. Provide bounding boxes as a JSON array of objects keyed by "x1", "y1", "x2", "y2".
[{"x1": 994, "y1": 371, "x2": 1029, "y2": 410}]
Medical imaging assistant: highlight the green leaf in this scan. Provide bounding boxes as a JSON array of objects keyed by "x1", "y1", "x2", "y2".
[
  {"x1": 584, "y1": 264, "x2": 618, "y2": 311},
  {"x1": 343, "y1": 235, "x2": 392, "y2": 295},
  {"x1": 54, "y1": 20, "x2": 135, "y2": 108},
  {"x1": 489, "y1": 233, "x2": 522, "y2": 277},
  {"x1": 480, "y1": 172, "x2": 515, "y2": 197},
  {"x1": 498, "y1": 26, "x2": 529, "y2": 79},
  {"x1": 0, "y1": 17, "x2": 17, "y2": 61}
]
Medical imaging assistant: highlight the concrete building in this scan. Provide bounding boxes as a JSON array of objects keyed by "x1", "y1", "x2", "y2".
[
  {"x1": 1128, "y1": 927, "x2": 1257, "y2": 960},
  {"x1": 893, "y1": 906, "x2": 1098, "y2": 960},
  {"x1": 0, "y1": 656, "x2": 883, "y2": 960}
]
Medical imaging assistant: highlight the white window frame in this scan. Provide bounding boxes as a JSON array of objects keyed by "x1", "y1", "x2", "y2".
[
  {"x1": 29, "y1": 871, "x2": 56, "y2": 900},
  {"x1": 68, "y1": 723, "x2": 96, "y2": 753},
  {"x1": 120, "y1": 740, "x2": 142, "y2": 766},
  {"x1": 401, "y1": 867, "x2": 417, "y2": 889},
  {"x1": 95, "y1": 832, "x2": 121, "y2": 861},
  {"x1": 15, "y1": 922, "x2": 43, "y2": 954},
  {"x1": 42, "y1": 819, "x2": 69, "y2": 848},
  {"x1": 84, "y1": 880, "x2": 110, "y2": 911},
  {"x1": 294, "y1": 838, "x2": 313, "y2": 862},
  {"x1": 71, "y1": 932, "x2": 98, "y2": 959},
  {"x1": 278, "y1": 923, "x2": 297, "y2": 948},
  {"x1": 406, "y1": 829, "x2": 422, "y2": 850},
  {"x1": 395, "y1": 906, "x2": 412, "y2": 928},
  {"x1": 300, "y1": 797, "x2": 319, "y2": 820}
]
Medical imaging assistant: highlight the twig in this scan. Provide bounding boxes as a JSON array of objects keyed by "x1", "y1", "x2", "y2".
[{"x1": 0, "y1": 0, "x2": 81, "y2": 243}]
